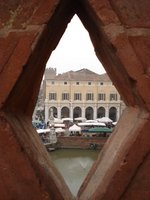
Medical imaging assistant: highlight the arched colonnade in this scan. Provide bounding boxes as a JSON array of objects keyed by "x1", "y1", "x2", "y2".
[{"x1": 45, "y1": 105, "x2": 119, "y2": 122}]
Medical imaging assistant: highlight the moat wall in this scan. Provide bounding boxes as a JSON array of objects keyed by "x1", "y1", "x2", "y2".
[{"x1": 55, "y1": 136, "x2": 107, "y2": 149}]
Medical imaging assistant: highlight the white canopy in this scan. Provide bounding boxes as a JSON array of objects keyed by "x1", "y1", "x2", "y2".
[
  {"x1": 54, "y1": 118, "x2": 63, "y2": 123},
  {"x1": 54, "y1": 124, "x2": 65, "y2": 128},
  {"x1": 112, "y1": 121, "x2": 117, "y2": 126},
  {"x1": 78, "y1": 122, "x2": 106, "y2": 127},
  {"x1": 96, "y1": 117, "x2": 113, "y2": 123},
  {"x1": 55, "y1": 128, "x2": 65, "y2": 133},
  {"x1": 49, "y1": 123, "x2": 65, "y2": 128},
  {"x1": 37, "y1": 129, "x2": 50, "y2": 134},
  {"x1": 62, "y1": 117, "x2": 73, "y2": 122},
  {"x1": 69, "y1": 124, "x2": 81, "y2": 132},
  {"x1": 74, "y1": 117, "x2": 86, "y2": 122},
  {"x1": 86, "y1": 120, "x2": 97, "y2": 123}
]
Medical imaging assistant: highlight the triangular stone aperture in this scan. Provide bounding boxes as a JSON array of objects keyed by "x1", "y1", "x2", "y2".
[{"x1": 0, "y1": 0, "x2": 150, "y2": 200}]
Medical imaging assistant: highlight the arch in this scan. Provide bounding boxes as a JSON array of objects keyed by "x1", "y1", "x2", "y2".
[
  {"x1": 109, "y1": 107, "x2": 117, "y2": 122},
  {"x1": 61, "y1": 106, "x2": 70, "y2": 118},
  {"x1": 73, "y1": 106, "x2": 82, "y2": 118},
  {"x1": 97, "y1": 107, "x2": 105, "y2": 118},
  {"x1": 49, "y1": 106, "x2": 57, "y2": 118},
  {"x1": 85, "y1": 107, "x2": 94, "y2": 120}
]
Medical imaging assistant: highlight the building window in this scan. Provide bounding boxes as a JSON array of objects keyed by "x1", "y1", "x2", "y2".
[
  {"x1": 51, "y1": 81, "x2": 55, "y2": 85},
  {"x1": 88, "y1": 82, "x2": 92, "y2": 85},
  {"x1": 64, "y1": 81, "x2": 67, "y2": 85},
  {"x1": 100, "y1": 82, "x2": 103, "y2": 85},
  {"x1": 98, "y1": 93, "x2": 106, "y2": 101},
  {"x1": 76, "y1": 82, "x2": 80, "y2": 85},
  {"x1": 86, "y1": 93, "x2": 94, "y2": 100},
  {"x1": 49, "y1": 93, "x2": 57, "y2": 100},
  {"x1": 62, "y1": 93, "x2": 69, "y2": 100},
  {"x1": 110, "y1": 93, "x2": 118, "y2": 101},
  {"x1": 74, "y1": 93, "x2": 82, "y2": 100}
]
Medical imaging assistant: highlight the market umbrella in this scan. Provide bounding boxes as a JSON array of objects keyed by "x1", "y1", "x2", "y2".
[
  {"x1": 88, "y1": 127, "x2": 112, "y2": 133},
  {"x1": 69, "y1": 124, "x2": 81, "y2": 132},
  {"x1": 96, "y1": 117, "x2": 113, "y2": 123}
]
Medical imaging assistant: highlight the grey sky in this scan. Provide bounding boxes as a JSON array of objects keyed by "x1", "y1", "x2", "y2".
[{"x1": 46, "y1": 15, "x2": 105, "y2": 75}]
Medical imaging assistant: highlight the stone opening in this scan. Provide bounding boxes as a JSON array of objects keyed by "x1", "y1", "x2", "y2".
[{"x1": 0, "y1": 0, "x2": 150, "y2": 199}]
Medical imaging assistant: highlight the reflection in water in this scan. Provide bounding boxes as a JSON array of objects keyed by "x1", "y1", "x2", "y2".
[{"x1": 49, "y1": 149, "x2": 99, "y2": 196}]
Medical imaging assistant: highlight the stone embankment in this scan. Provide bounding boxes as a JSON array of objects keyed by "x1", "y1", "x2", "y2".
[{"x1": 48, "y1": 136, "x2": 108, "y2": 150}]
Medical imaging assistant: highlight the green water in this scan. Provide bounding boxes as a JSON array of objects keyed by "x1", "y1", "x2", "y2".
[{"x1": 49, "y1": 149, "x2": 99, "y2": 197}]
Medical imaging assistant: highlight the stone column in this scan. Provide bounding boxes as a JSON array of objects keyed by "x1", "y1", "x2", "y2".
[
  {"x1": 117, "y1": 105, "x2": 120, "y2": 121},
  {"x1": 82, "y1": 105, "x2": 85, "y2": 118},
  {"x1": 70, "y1": 105, "x2": 73, "y2": 119},
  {"x1": 94, "y1": 105, "x2": 97, "y2": 120},
  {"x1": 105, "y1": 105, "x2": 109, "y2": 118},
  {"x1": 57, "y1": 106, "x2": 61, "y2": 119}
]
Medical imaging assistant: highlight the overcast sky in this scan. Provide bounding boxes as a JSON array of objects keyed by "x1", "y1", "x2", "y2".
[{"x1": 46, "y1": 15, "x2": 105, "y2": 75}]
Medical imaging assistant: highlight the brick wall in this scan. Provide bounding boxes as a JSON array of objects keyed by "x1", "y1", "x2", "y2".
[{"x1": 56, "y1": 136, "x2": 107, "y2": 149}]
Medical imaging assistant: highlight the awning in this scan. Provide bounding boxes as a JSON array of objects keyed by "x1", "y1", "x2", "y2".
[
  {"x1": 78, "y1": 122, "x2": 106, "y2": 127},
  {"x1": 62, "y1": 118, "x2": 73, "y2": 122},
  {"x1": 88, "y1": 127, "x2": 112, "y2": 133},
  {"x1": 74, "y1": 117, "x2": 86, "y2": 122},
  {"x1": 37, "y1": 129, "x2": 50, "y2": 134},
  {"x1": 54, "y1": 118, "x2": 63, "y2": 123},
  {"x1": 55, "y1": 128, "x2": 65, "y2": 133}
]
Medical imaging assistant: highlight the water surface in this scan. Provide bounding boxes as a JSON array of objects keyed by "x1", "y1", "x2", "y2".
[{"x1": 49, "y1": 149, "x2": 99, "y2": 196}]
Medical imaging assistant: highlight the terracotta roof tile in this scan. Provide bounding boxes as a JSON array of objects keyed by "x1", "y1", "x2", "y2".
[{"x1": 53, "y1": 68, "x2": 110, "y2": 82}]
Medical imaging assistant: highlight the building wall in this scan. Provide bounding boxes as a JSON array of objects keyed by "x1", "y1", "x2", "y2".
[{"x1": 44, "y1": 70, "x2": 125, "y2": 123}]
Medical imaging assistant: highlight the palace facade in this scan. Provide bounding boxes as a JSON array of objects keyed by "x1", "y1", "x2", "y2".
[{"x1": 43, "y1": 68, "x2": 125, "y2": 123}]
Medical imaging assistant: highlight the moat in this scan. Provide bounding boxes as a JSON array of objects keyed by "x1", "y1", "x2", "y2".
[{"x1": 49, "y1": 149, "x2": 99, "y2": 197}]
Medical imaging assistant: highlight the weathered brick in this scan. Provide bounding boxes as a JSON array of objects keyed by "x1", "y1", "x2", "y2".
[
  {"x1": 0, "y1": 0, "x2": 20, "y2": 29},
  {"x1": 108, "y1": 0, "x2": 150, "y2": 27},
  {"x1": 105, "y1": 31, "x2": 144, "y2": 80},
  {"x1": 129, "y1": 36, "x2": 150, "y2": 74},
  {"x1": 137, "y1": 74, "x2": 150, "y2": 110},
  {"x1": 0, "y1": 1, "x2": 150, "y2": 200},
  {"x1": 89, "y1": 0, "x2": 120, "y2": 25},
  {"x1": 30, "y1": 0, "x2": 60, "y2": 25},
  {"x1": 0, "y1": 32, "x2": 37, "y2": 108}
]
